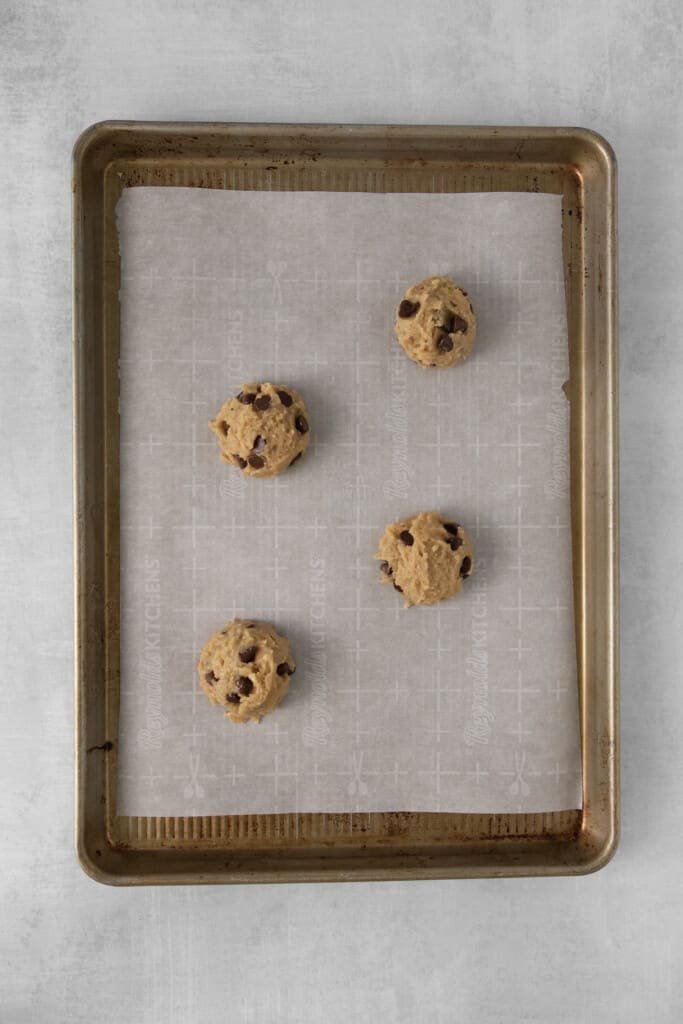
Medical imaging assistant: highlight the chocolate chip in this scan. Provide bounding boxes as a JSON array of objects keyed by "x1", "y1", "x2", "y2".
[
  {"x1": 460, "y1": 556, "x2": 472, "y2": 577},
  {"x1": 399, "y1": 530, "x2": 414, "y2": 546},
  {"x1": 234, "y1": 454, "x2": 247, "y2": 468},
  {"x1": 446, "y1": 536, "x2": 463, "y2": 551},
  {"x1": 254, "y1": 394, "x2": 271, "y2": 411},
  {"x1": 276, "y1": 662, "x2": 293, "y2": 676},
  {"x1": 277, "y1": 389, "x2": 293, "y2": 407},
  {"x1": 393, "y1": 582, "x2": 403, "y2": 593},
  {"x1": 295, "y1": 414, "x2": 309, "y2": 434},
  {"x1": 289, "y1": 452, "x2": 302, "y2": 467},
  {"x1": 205, "y1": 670, "x2": 217, "y2": 685},
  {"x1": 443, "y1": 522, "x2": 460, "y2": 535},
  {"x1": 248, "y1": 454, "x2": 265, "y2": 469},
  {"x1": 452, "y1": 314, "x2": 468, "y2": 333},
  {"x1": 226, "y1": 693, "x2": 241, "y2": 704},
  {"x1": 252, "y1": 435, "x2": 266, "y2": 453},
  {"x1": 238, "y1": 391, "x2": 255, "y2": 404},
  {"x1": 436, "y1": 333, "x2": 454, "y2": 353},
  {"x1": 235, "y1": 676, "x2": 253, "y2": 695},
  {"x1": 398, "y1": 299, "x2": 419, "y2": 318},
  {"x1": 220, "y1": 421, "x2": 229, "y2": 436},
  {"x1": 380, "y1": 561, "x2": 393, "y2": 576},
  {"x1": 238, "y1": 646, "x2": 257, "y2": 663}
]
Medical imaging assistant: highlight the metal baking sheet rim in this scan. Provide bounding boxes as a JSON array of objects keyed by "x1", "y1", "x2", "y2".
[{"x1": 73, "y1": 122, "x2": 618, "y2": 883}]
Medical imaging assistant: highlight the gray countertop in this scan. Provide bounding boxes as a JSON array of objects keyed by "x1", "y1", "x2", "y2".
[{"x1": 2, "y1": 1, "x2": 681, "y2": 1020}]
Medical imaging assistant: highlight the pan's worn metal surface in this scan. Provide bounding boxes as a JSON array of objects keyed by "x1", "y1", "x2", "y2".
[{"x1": 73, "y1": 122, "x2": 617, "y2": 883}]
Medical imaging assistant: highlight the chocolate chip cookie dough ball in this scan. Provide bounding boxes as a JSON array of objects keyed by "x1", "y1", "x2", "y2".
[
  {"x1": 209, "y1": 382, "x2": 310, "y2": 478},
  {"x1": 395, "y1": 276, "x2": 476, "y2": 368},
  {"x1": 375, "y1": 511, "x2": 473, "y2": 607},
  {"x1": 198, "y1": 620, "x2": 295, "y2": 723}
]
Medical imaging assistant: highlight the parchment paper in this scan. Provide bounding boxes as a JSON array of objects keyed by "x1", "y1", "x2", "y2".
[{"x1": 117, "y1": 187, "x2": 581, "y2": 816}]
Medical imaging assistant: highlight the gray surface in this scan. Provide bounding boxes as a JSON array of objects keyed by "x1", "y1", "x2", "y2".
[{"x1": 0, "y1": 0, "x2": 680, "y2": 1020}]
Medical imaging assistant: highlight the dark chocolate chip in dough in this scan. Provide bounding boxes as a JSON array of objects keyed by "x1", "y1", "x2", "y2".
[
  {"x1": 436, "y1": 333, "x2": 454, "y2": 353},
  {"x1": 289, "y1": 452, "x2": 302, "y2": 467},
  {"x1": 452, "y1": 314, "x2": 468, "y2": 333},
  {"x1": 220, "y1": 421, "x2": 229, "y2": 436},
  {"x1": 254, "y1": 394, "x2": 271, "y2": 411},
  {"x1": 399, "y1": 530, "x2": 414, "y2": 546},
  {"x1": 393, "y1": 582, "x2": 404, "y2": 593},
  {"x1": 226, "y1": 692, "x2": 241, "y2": 704},
  {"x1": 295, "y1": 414, "x2": 309, "y2": 434},
  {"x1": 205, "y1": 670, "x2": 217, "y2": 685},
  {"x1": 234, "y1": 454, "x2": 247, "y2": 468},
  {"x1": 276, "y1": 662, "x2": 292, "y2": 676},
  {"x1": 235, "y1": 676, "x2": 254, "y2": 695},
  {"x1": 446, "y1": 536, "x2": 463, "y2": 551},
  {"x1": 252, "y1": 435, "x2": 266, "y2": 453},
  {"x1": 398, "y1": 299, "x2": 419, "y2": 318},
  {"x1": 380, "y1": 561, "x2": 393, "y2": 576},
  {"x1": 460, "y1": 556, "x2": 472, "y2": 577},
  {"x1": 277, "y1": 389, "x2": 293, "y2": 407},
  {"x1": 248, "y1": 454, "x2": 265, "y2": 469},
  {"x1": 238, "y1": 646, "x2": 257, "y2": 663},
  {"x1": 444, "y1": 522, "x2": 460, "y2": 535},
  {"x1": 238, "y1": 391, "x2": 255, "y2": 405}
]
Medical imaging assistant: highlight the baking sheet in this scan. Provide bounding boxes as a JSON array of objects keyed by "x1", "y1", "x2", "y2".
[{"x1": 116, "y1": 186, "x2": 581, "y2": 816}]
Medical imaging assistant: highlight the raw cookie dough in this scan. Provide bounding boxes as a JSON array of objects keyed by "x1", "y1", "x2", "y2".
[
  {"x1": 394, "y1": 276, "x2": 476, "y2": 368},
  {"x1": 375, "y1": 511, "x2": 474, "y2": 607},
  {"x1": 209, "y1": 382, "x2": 310, "y2": 478},
  {"x1": 197, "y1": 619, "x2": 295, "y2": 723}
]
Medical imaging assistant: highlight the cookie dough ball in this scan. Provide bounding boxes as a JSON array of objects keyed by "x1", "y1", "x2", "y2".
[
  {"x1": 209, "y1": 382, "x2": 310, "y2": 478},
  {"x1": 375, "y1": 511, "x2": 473, "y2": 607},
  {"x1": 198, "y1": 620, "x2": 295, "y2": 723},
  {"x1": 394, "y1": 276, "x2": 476, "y2": 368}
]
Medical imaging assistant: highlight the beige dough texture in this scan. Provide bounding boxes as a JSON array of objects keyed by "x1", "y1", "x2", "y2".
[
  {"x1": 375, "y1": 511, "x2": 474, "y2": 608},
  {"x1": 197, "y1": 619, "x2": 295, "y2": 723},
  {"x1": 209, "y1": 382, "x2": 310, "y2": 478},
  {"x1": 394, "y1": 276, "x2": 476, "y2": 368}
]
